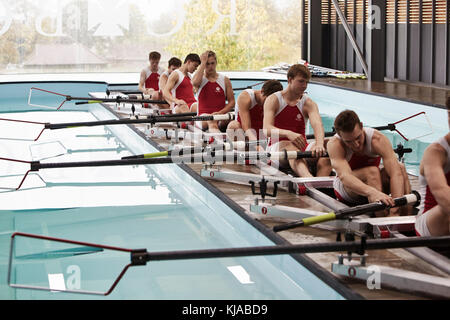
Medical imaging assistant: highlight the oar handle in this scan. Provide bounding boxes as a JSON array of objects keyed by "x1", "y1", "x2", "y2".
[
  {"x1": 273, "y1": 192, "x2": 421, "y2": 232},
  {"x1": 261, "y1": 151, "x2": 328, "y2": 160},
  {"x1": 373, "y1": 123, "x2": 396, "y2": 131},
  {"x1": 334, "y1": 191, "x2": 420, "y2": 218}
]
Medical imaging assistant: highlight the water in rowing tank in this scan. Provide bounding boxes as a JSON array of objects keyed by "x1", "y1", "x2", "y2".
[{"x1": 0, "y1": 109, "x2": 344, "y2": 300}]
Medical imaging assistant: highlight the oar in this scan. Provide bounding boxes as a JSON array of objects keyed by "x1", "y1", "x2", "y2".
[
  {"x1": 8, "y1": 231, "x2": 450, "y2": 295},
  {"x1": 306, "y1": 112, "x2": 429, "y2": 141},
  {"x1": 0, "y1": 150, "x2": 326, "y2": 190},
  {"x1": 272, "y1": 191, "x2": 421, "y2": 232},
  {"x1": 45, "y1": 113, "x2": 233, "y2": 130},
  {"x1": 0, "y1": 111, "x2": 206, "y2": 141},
  {"x1": 121, "y1": 140, "x2": 268, "y2": 160},
  {"x1": 28, "y1": 87, "x2": 167, "y2": 110}
]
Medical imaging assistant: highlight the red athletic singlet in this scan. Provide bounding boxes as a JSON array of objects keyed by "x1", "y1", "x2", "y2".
[
  {"x1": 171, "y1": 69, "x2": 197, "y2": 108},
  {"x1": 143, "y1": 66, "x2": 164, "y2": 91},
  {"x1": 196, "y1": 74, "x2": 226, "y2": 115},
  {"x1": 270, "y1": 91, "x2": 308, "y2": 146},
  {"x1": 236, "y1": 89, "x2": 264, "y2": 139}
]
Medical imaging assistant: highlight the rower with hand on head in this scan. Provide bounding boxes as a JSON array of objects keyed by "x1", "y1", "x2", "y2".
[
  {"x1": 138, "y1": 51, "x2": 164, "y2": 101},
  {"x1": 192, "y1": 50, "x2": 235, "y2": 133},
  {"x1": 227, "y1": 79, "x2": 283, "y2": 151},
  {"x1": 163, "y1": 53, "x2": 201, "y2": 114},
  {"x1": 327, "y1": 109, "x2": 412, "y2": 216},
  {"x1": 263, "y1": 64, "x2": 331, "y2": 177},
  {"x1": 415, "y1": 97, "x2": 450, "y2": 236}
]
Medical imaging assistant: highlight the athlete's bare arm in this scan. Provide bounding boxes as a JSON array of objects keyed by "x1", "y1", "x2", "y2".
[
  {"x1": 162, "y1": 71, "x2": 185, "y2": 106},
  {"x1": 138, "y1": 70, "x2": 149, "y2": 94},
  {"x1": 371, "y1": 131, "x2": 406, "y2": 214},
  {"x1": 191, "y1": 51, "x2": 208, "y2": 90},
  {"x1": 327, "y1": 137, "x2": 395, "y2": 206},
  {"x1": 371, "y1": 131, "x2": 405, "y2": 197},
  {"x1": 217, "y1": 76, "x2": 235, "y2": 114},
  {"x1": 302, "y1": 98, "x2": 326, "y2": 157},
  {"x1": 159, "y1": 74, "x2": 169, "y2": 93},
  {"x1": 422, "y1": 142, "x2": 450, "y2": 212},
  {"x1": 235, "y1": 91, "x2": 257, "y2": 141}
]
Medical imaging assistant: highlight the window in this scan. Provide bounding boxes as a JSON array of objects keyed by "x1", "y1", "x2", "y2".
[{"x1": 0, "y1": 0, "x2": 302, "y2": 74}]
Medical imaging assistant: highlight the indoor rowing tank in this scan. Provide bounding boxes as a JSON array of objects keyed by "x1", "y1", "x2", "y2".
[
  {"x1": 0, "y1": 79, "x2": 350, "y2": 300},
  {"x1": 1, "y1": 73, "x2": 448, "y2": 300}
]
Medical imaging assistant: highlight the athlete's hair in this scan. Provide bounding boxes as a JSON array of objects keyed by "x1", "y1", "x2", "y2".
[
  {"x1": 261, "y1": 80, "x2": 283, "y2": 97},
  {"x1": 149, "y1": 51, "x2": 161, "y2": 61},
  {"x1": 168, "y1": 57, "x2": 182, "y2": 68},
  {"x1": 184, "y1": 53, "x2": 201, "y2": 64},
  {"x1": 287, "y1": 64, "x2": 311, "y2": 81},
  {"x1": 334, "y1": 110, "x2": 362, "y2": 133},
  {"x1": 207, "y1": 50, "x2": 217, "y2": 61}
]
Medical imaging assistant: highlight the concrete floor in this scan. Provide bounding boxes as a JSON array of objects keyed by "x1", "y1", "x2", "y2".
[{"x1": 312, "y1": 78, "x2": 449, "y2": 108}]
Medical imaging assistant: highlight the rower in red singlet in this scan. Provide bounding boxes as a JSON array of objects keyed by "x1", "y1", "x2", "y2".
[
  {"x1": 192, "y1": 51, "x2": 235, "y2": 132},
  {"x1": 159, "y1": 57, "x2": 182, "y2": 96},
  {"x1": 157, "y1": 57, "x2": 182, "y2": 110},
  {"x1": 163, "y1": 53, "x2": 201, "y2": 114},
  {"x1": 327, "y1": 110, "x2": 412, "y2": 216},
  {"x1": 415, "y1": 97, "x2": 450, "y2": 236},
  {"x1": 263, "y1": 64, "x2": 330, "y2": 177},
  {"x1": 138, "y1": 51, "x2": 165, "y2": 101},
  {"x1": 227, "y1": 80, "x2": 283, "y2": 151}
]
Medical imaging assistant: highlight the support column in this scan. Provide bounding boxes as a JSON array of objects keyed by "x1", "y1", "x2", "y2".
[
  {"x1": 308, "y1": 0, "x2": 323, "y2": 65},
  {"x1": 368, "y1": 0, "x2": 386, "y2": 81}
]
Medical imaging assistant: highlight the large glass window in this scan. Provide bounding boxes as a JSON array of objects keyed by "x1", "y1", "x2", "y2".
[{"x1": 0, "y1": 0, "x2": 302, "y2": 74}]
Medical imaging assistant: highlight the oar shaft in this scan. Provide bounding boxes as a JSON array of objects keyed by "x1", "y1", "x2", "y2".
[
  {"x1": 46, "y1": 113, "x2": 233, "y2": 130},
  {"x1": 70, "y1": 96, "x2": 168, "y2": 105},
  {"x1": 30, "y1": 157, "x2": 175, "y2": 171},
  {"x1": 136, "y1": 236, "x2": 450, "y2": 263}
]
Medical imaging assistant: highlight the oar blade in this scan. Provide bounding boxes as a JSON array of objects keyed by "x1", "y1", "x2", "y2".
[
  {"x1": 392, "y1": 111, "x2": 433, "y2": 141},
  {"x1": 8, "y1": 233, "x2": 131, "y2": 296},
  {"x1": 0, "y1": 157, "x2": 32, "y2": 190},
  {"x1": 28, "y1": 87, "x2": 68, "y2": 110},
  {"x1": 29, "y1": 141, "x2": 68, "y2": 161},
  {"x1": 0, "y1": 117, "x2": 46, "y2": 141}
]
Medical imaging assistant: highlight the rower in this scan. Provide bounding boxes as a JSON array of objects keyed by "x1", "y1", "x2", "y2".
[
  {"x1": 227, "y1": 79, "x2": 283, "y2": 152},
  {"x1": 326, "y1": 109, "x2": 412, "y2": 216},
  {"x1": 138, "y1": 51, "x2": 165, "y2": 101},
  {"x1": 192, "y1": 50, "x2": 235, "y2": 133},
  {"x1": 415, "y1": 97, "x2": 450, "y2": 236},
  {"x1": 159, "y1": 57, "x2": 182, "y2": 98},
  {"x1": 162, "y1": 53, "x2": 201, "y2": 115},
  {"x1": 263, "y1": 64, "x2": 331, "y2": 177}
]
